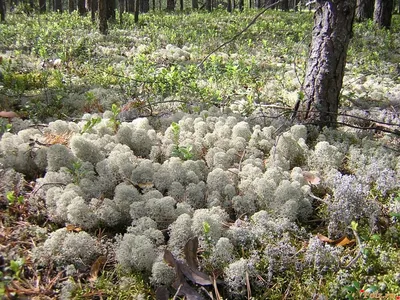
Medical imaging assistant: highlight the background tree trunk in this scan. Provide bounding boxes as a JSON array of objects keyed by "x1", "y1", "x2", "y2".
[
  {"x1": 107, "y1": 0, "x2": 116, "y2": 20},
  {"x1": 281, "y1": 0, "x2": 288, "y2": 11},
  {"x1": 99, "y1": 0, "x2": 108, "y2": 34},
  {"x1": 238, "y1": 0, "x2": 243, "y2": 11},
  {"x1": 0, "y1": 0, "x2": 5, "y2": 21},
  {"x1": 78, "y1": 0, "x2": 85, "y2": 15},
  {"x1": 356, "y1": 0, "x2": 374, "y2": 21},
  {"x1": 297, "y1": 0, "x2": 356, "y2": 128},
  {"x1": 39, "y1": 0, "x2": 46, "y2": 12},
  {"x1": 119, "y1": 0, "x2": 124, "y2": 23},
  {"x1": 91, "y1": 0, "x2": 97, "y2": 21},
  {"x1": 227, "y1": 0, "x2": 232, "y2": 11},
  {"x1": 134, "y1": 0, "x2": 139, "y2": 22},
  {"x1": 54, "y1": 0, "x2": 62, "y2": 12},
  {"x1": 141, "y1": 0, "x2": 149, "y2": 11},
  {"x1": 69, "y1": 0, "x2": 75, "y2": 13},
  {"x1": 179, "y1": 0, "x2": 183, "y2": 10},
  {"x1": 206, "y1": 0, "x2": 211, "y2": 11},
  {"x1": 192, "y1": 0, "x2": 198, "y2": 8},
  {"x1": 127, "y1": 0, "x2": 134, "y2": 12},
  {"x1": 166, "y1": 0, "x2": 174, "y2": 10},
  {"x1": 374, "y1": 0, "x2": 393, "y2": 28}
]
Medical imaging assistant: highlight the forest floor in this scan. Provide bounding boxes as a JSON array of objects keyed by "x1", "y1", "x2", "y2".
[{"x1": 1, "y1": 8, "x2": 400, "y2": 299}]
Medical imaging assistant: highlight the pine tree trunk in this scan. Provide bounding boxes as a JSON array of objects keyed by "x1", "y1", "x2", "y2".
[
  {"x1": 166, "y1": 0, "x2": 174, "y2": 10},
  {"x1": 355, "y1": 0, "x2": 374, "y2": 21},
  {"x1": 99, "y1": 0, "x2": 108, "y2": 34},
  {"x1": 127, "y1": 0, "x2": 134, "y2": 12},
  {"x1": 78, "y1": 0, "x2": 85, "y2": 15},
  {"x1": 374, "y1": 0, "x2": 393, "y2": 28},
  {"x1": 142, "y1": 0, "x2": 149, "y2": 12},
  {"x1": 39, "y1": 0, "x2": 46, "y2": 12},
  {"x1": 0, "y1": 0, "x2": 5, "y2": 22},
  {"x1": 281, "y1": 0, "x2": 288, "y2": 11},
  {"x1": 297, "y1": 0, "x2": 356, "y2": 128},
  {"x1": 54, "y1": 0, "x2": 62, "y2": 12},
  {"x1": 206, "y1": 0, "x2": 211, "y2": 11},
  {"x1": 91, "y1": 0, "x2": 97, "y2": 21},
  {"x1": 134, "y1": 0, "x2": 139, "y2": 22},
  {"x1": 107, "y1": 0, "x2": 116, "y2": 20},
  {"x1": 69, "y1": 0, "x2": 75, "y2": 13}
]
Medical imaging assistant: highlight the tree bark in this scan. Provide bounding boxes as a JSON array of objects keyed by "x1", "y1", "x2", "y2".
[
  {"x1": 39, "y1": 0, "x2": 46, "y2": 12},
  {"x1": 127, "y1": 0, "x2": 134, "y2": 12},
  {"x1": 54, "y1": 0, "x2": 62, "y2": 12},
  {"x1": 297, "y1": 0, "x2": 356, "y2": 128},
  {"x1": 227, "y1": 0, "x2": 232, "y2": 11},
  {"x1": 141, "y1": 0, "x2": 149, "y2": 11},
  {"x1": 374, "y1": 0, "x2": 393, "y2": 28},
  {"x1": 166, "y1": 0, "x2": 174, "y2": 10},
  {"x1": 134, "y1": 0, "x2": 139, "y2": 22},
  {"x1": 281, "y1": 0, "x2": 288, "y2": 11},
  {"x1": 179, "y1": 0, "x2": 183, "y2": 10},
  {"x1": 99, "y1": 0, "x2": 108, "y2": 34},
  {"x1": 238, "y1": 0, "x2": 243, "y2": 10},
  {"x1": 78, "y1": 0, "x2": 86, "y2": 15},
  {"x1": 107, "y1": 0, "x2": 116, "y2": 20},
  {"x1": 355, "y1": 0, "x2": 374, "y2": 21},
  {"x1": 69, "y1": 0, "x2": 75, "y2": 13},
  {"x1": 0, "y1": 0, "x2": 5, "y2": 21},
  {"x1": 91, "y1": 0, "x2": 97, "y2": 21},
  {"x1": 205, "y1": 0, "x2": 211, "y2": 11},
  {"x1": 192, "y1": 0, "x2": 198, "y2": 8}
]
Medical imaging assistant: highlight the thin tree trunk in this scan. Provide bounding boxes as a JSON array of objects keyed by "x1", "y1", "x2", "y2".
[
  {"x1": 39, "y1": 0, "x2": 46, "y2": 12},
  {"x1": 0, "y1": 0, "x2": 5, "y2": 21},
  {"x1": 107, "y1": 0, "x2": 116, "y2": 20},
  {"x1": 166, "y1": 0, "x2": 174, "y2": 10},
  {"x1": 281, "y1": 0, "x2": 288, "y2": 10},
  {"x1": 374, "y1": 0, "x2": 393, "y2": 28},
  {"x1": 54, "y1": 0, "x2": 62, "y2": 12},
  {"x1": 119, "y1": 0, "x2": 124, "y2": 23},
  {"x1": 69, "y1": 0, "x2": 75, "y2": 12},
  {"x1": 142, "y1": 0, "x2": 149, "y2": 11},
  {"x1": 99, "y1": 0, "x2": 108, "y2": 34},
  {"x1": 91, "y1": 0, "x2": 97, "y2": 21},
  {"x1": 78, "y1": 0, "x2": 86, "y2": 14},
  {"x1": 127, "y1": 0, "x2": 134, "y2": 12},
  {"x1": 227, "y1": 0, "x2": 232, "y2": 11},
  {"x1": 192, "y1": 0, "x2": 198, "y2": 8},
  {"x1": 296, "y1": 0, "x2": 356, "y2": 128},
  {"x1": 355, "y1": 0, "x2": 374, "y2": 21},
  {"x1": 206, "y1": 0, "x2": 211, "y2": 11},
  {"x1": 238, "y1": 0, "x2": 243, "y2": 11},
  {"x1": 134, "y1": 0, "x2": 139, "y2": 22},
  {"x1": 179, "y1": 0, "x2": 183, "y2": 10}
]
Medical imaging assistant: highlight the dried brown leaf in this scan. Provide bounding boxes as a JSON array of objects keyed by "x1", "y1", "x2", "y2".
[
  {"x1": 184, "y1": 237, "x2": 199, "y2": 270},
  {"x1": 317, "y1": 233, "x2": 334, "y2": 243},
  {"x1": 89, "y1": 256, "x2": 107, "y2": 282},
  {"x1": 335, "y1": 237, "x2": 355, "y2": 247},
  {"x1": 0, "y1": 111, "x2": 18, "y2": 119},
  {"x1": 66, "y1": 224, "x2": 82, "y2": 232}
]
